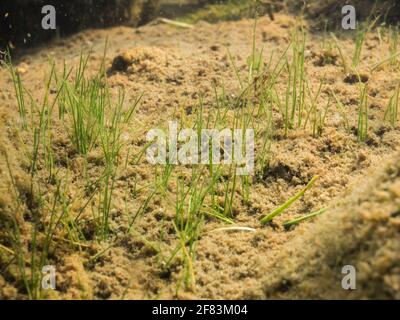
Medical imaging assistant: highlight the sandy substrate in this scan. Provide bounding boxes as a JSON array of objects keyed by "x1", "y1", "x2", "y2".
[{"x1": 0, "y1": 13, "x2": 400, "y2": 299}]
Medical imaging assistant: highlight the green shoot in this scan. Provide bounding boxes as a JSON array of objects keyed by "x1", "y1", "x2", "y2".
[
  {"x1": 390, "y1": 26, "x2": 399, "y2": 67},
  {"x1": 260, "y1": 176, "x2": 318, "y2": 224},
  {"x1": 352, "y1": 26, "x2": 367, "y2": 69},
  {"x1": 283, "y1": 207, "x2": 328, "y2": 228},
  {"x1": 357, "y1": 84, "x2": 369, "y2": 142},
  {"x1": 63, "y1": 66, "x2": 106, "y2": 155},
  {"x1": 271, "y1": 27, "x2": 306, "y2": 136},
  {"x1": 96, "y1": 89, "x2": 141, "y2": 240},
  {"x1": 4, "y1": 52, "x2": 28, "y2": 130},
  {"x1": 247, "y1": 14, "x2": 264, "y2": 82},
  {"x1": 371, "y1": 52, "x2": 400, "y2": 72},
  {"x1": 331, "y1": 33, "x2": 348, "y2": 74},
  {"x1": 384, "y1": 84, "x2": 400, "y2": 127},
  {"x1": 353, "y1": 17, "x2": 379, "y2": 70}
]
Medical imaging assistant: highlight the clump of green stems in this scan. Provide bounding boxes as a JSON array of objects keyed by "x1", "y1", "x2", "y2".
[
  {"x1": 4, "y1": 52, "x2": 65, "y2": 183},
  {"x1": 4, "y1": 52, "x2": 28, "y2": 130},
  {"x1": 357, "y1": 83, "x2": 369, "y2": 142},
  {"x1": 166, "y1": 165, "x2": 228, "y2": 290},
  {"x1": 62, "y1": 52, "x2": 107, "y2": 155},
  {"x1": 268, "y1": 28, "x2": 306, "y2": 136},
  {"x1": 96, "y1": 90, "x2": 141, "y2": 240},
  {"x1": 29, "y1": 61, "x2": 61, "y2": 181},
  {"x1": 352, "y1": 25, "x2": 367, "y2": 69},
  {"x1": 195, "y1": 97, "x2": 243, "y2": 215},
  {"x1": 121, "y1": 99, "x2": 230, "y2": 290},
  {"x1": 56, "y1": 47, "x2": 142, "y2": 240},
  {"x1": 160, "y1": 98, "x2": 250, "y2": 290},
  {"x1": 3, "y1": 150, "x2": 68, "y2": 299},
  {"x1": 371, "y1": 26, "x2": 400, "y2": 72},
  {"x1": 304, "y1": 78, "x2": 331, "y2": 137},
  {"x1": 172, "y1": 172, "x2": 205, "y2": 290},
  {"x1": 282, "y1": 28, "x2": 306, "y2": 135},
  {"x1": 260, "y1": 176, "x2": 318, "y2": 224},
  {"x1": 352, "y1": 18, "x2": 379, "y2": 70},
  {"x1": 1, "y1": 55, "x2": 80, "y2": 298},
  {"x1": 384, "y1": 84, "x2": 399, "y2": 127},
  {"x1": 5, "y1": 45, "x2": 142, "y2": 244},
  {"x1": 247, "y1": 16, "x2": 264, "y2": 83}
]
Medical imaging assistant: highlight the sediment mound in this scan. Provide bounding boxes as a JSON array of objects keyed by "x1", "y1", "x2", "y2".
[
  {"x1": 253, "y1": 152, "x2": 400, "y2": 299},
  {"x1": 109, "y1": 47, "x2": 169, "y2": 81}
]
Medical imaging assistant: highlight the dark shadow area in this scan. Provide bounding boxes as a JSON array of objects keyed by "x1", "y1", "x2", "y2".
[
  {"x1": 0, "y1": 0, "x2": 159, "y2": 57},
  {"x1": 158, "y1": 2, "x2": 203, "y2": 20},
  {"x1": 286, "y1": 0, "x2": 400, "y2": 31}
]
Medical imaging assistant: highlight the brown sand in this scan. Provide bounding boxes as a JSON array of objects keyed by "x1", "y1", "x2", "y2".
[{"x1": 0, "y1": 13, "x2": 400, "y2": 299}]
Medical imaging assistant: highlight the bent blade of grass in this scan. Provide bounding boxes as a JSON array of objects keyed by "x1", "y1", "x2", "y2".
[
  {"x1": 371, "y1": 52, "x2": 400, "y2": 72},
  {"x1": 0, "y1": 243, "x2": 15, "y2": 255},
  {"x1": 201, "y1": 207, "x2": 235, "y2": 224},
  {"x1": 283, "y1": 207, "x2": 328, "y2": 228},
  {"x1": 260, "y1": 175, "x2": 318, "y2": 224},
  {"x1": 206, "y1": 226, "x2": 256, "y2": 234}
]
